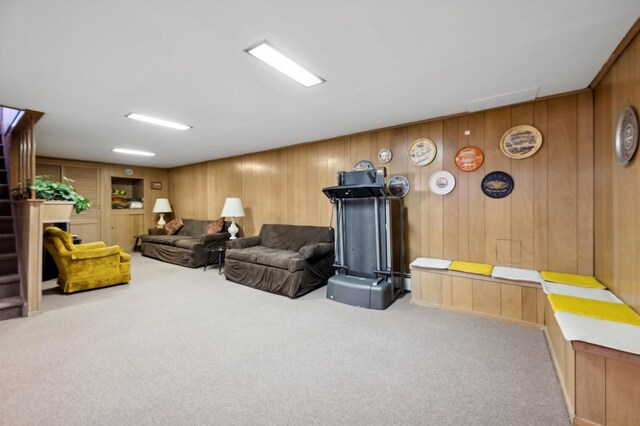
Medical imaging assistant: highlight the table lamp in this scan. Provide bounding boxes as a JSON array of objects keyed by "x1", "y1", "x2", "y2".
[
  {"x1": 152, "y1": 198, "x2": 172, "y2": 228},
  {"x1": 221, "y1": 197, "x2": 245, "y2": 239}
]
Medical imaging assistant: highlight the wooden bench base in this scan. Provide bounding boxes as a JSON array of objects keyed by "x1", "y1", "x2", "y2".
[
  {"x1": 410, "y1": 267, "x2": 545, "y2": 327},
  {"x1": 411, "y1": 266, "x2": 640, "y2": 425},
  {"x1": 546, "y1": 298, "x2": 640, "y2": 425}
]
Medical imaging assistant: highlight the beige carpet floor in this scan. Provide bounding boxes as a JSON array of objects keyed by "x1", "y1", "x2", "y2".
[{"x1": 0, "y1": 253, "x2": 570, "y2": 425}]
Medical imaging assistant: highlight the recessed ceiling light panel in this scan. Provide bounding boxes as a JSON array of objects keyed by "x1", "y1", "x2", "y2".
[
  {"x1": 112, "y1": 148, "x2": 156, "y2": 157},
  {"x1": 246, "y1": 41, "x2": 325, "y2": 88},
  {"x1": 125, "y1": 113, "x2": 192, "y2": 130}
]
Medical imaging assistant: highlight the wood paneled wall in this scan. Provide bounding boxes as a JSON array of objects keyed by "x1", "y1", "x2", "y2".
[
  {"x1": 36, "y1": 157, "x2": 169, "y2": 246},
  {"x1": 594, "y1": 31, "x2": 640, "y2": 312},
  {"x1": 170, "y1": 93, "x2": 593, "y2": 274}
]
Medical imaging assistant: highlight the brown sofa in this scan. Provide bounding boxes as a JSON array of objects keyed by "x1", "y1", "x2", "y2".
[
  {"x1": 224, "y1": 224, "x2": 334, "y2": 298},
  {"x1": 140, "y1": 219, "x2": 231, "y2": 268}
]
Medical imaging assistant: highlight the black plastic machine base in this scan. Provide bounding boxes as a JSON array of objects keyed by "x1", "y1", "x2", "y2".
[{"x1": 326, "y1": 274, "x2": 394, "y2": 310}]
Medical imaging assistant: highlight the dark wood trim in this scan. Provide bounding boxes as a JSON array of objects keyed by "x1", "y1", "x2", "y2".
[{"x1": 590, "y1": 17, "x2": 640, "y2": 90}]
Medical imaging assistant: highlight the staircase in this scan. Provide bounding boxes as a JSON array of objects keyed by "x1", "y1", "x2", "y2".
[{"x1": 0, "y1": 147, "x2": 23, "y2": 321}]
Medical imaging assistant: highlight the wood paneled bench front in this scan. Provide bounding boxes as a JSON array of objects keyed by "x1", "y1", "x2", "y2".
[
  {"x1": 410, "y1": 264, "x2": 545, "y2": 327},
  {"x1": 410, "y1": 258, "x2": 640, "y2": 426}
]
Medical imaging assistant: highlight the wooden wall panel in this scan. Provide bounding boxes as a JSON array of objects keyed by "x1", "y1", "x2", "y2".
[
  {"x1": 483, "y1": 108, "x2": 512, "y2": 266},
  {"x1": 467, "y1": 112, "x2": 486, "y2": 263},
  {"x1": 533, "y1": 101, "x2": 549, "y2": 271},
  {"x1": 169, "y1": 93, "x2": 593, "y2": 276},
  {"x1": 548, "y1": 97, "x2": 579, "y2": 273},
  {"x1": 594, "y1": 31, "x2": 640, "y2": 312}
]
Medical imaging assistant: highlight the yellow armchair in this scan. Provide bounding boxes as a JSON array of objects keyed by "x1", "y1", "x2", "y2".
[{"x1": 43, "y1": 226, "x2": 131, "y2": 293}]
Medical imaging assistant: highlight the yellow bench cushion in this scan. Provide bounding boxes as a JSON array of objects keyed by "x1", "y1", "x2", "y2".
[
  {"x1": 548, "y1": 294, "x2": 640, "y2": 326},
  {"x1": 541, "y1": 271, "x2": 605, "y2": 289},
  {"x1": 449, "y1": 261, "x2": 493, "y2": 276}
]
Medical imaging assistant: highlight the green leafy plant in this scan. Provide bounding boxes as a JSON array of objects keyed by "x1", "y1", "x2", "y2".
[{"x1": 26, "y1": 175, "x2": 92, "y2": 214}]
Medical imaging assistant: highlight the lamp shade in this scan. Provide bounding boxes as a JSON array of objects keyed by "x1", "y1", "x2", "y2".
[
  {"x1": 152, "y1": 198, "x2": 172, "y2": 213},
  {"x1": 221, "y1": 197, "x2": 245, "y2": 217}
]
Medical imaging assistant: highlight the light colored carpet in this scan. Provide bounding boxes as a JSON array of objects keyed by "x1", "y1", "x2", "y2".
[{"x1": 0, "y1": 254, "x2": 570, "y2": 425}]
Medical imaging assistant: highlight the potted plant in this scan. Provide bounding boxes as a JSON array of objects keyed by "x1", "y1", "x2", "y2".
[{"x1": 13, "y1": 175, "x2": 92, "y2": 215}]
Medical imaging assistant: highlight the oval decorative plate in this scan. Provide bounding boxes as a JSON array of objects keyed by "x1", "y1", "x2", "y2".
[
  {"x1": 428, "y1": 171, "x2": 455, "y2": 195},
  {"x1": 388, "y1": 175, "x2": 410, "y2": 198},
  {"x1": 500, "y1": 125, "x2": 543, "y2": 159},
  {"x1": 454, "y1": 146, "x2": 484, "y2": 172},
  {"x1": 614, "y1": 105, "x2": 639, "y2": 167},
  {"x1": 353, "y1": 160, "x2": 375, "y2": 171},
  {"x1": 378, "y1": 148, "x2": 393, "y2": 164},
  {"x1": 408, "y1": 138, "x2": 437, "y2": 166},
  {"x1": 481, "y1": 171, "x2": 514, "y2": 199}
]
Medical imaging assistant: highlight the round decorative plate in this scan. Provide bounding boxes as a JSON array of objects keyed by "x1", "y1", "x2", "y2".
[
  {"x1": 454, "y1": 146, "x2": 484, "y2": 172},
  {"x1": 124, "y1": 168, "x2": 133, "y2": 176},
  {"x1": 388, "y1": 175, "x2": 410, "y2": 198},
  {"x1": 378, "y1": 148, "x2": 393, "y2": 164},
  {"x1": 408, "y1": 138, "x2": 437, "y2": 166},
  {"x1": 614, "y1": 105, "x2": 639, "y2": 167},
  {"x1": 481, "y1": 171, "x2": 514, "y2": 199},
  {"x1": 353, "y1": 160, "x2": 375, "y2": 171},
  {"x1": 500, "y1": 125, "x2": 543, "y2": 159},
  {"x1": 428, "y1": 171, "x2": 456, "y2": 195}
]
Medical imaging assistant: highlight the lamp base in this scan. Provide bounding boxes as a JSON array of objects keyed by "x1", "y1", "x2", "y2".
[
  {"x1": 229, "y1": 218, "x2": 239, "y2": 239},
  {"x1": 157, "y1": 213, "x2": 166, "y2": 228}
]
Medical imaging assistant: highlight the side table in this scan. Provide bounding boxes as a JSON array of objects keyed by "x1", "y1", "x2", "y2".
[
  {"x1": 133, "y1": 235, "x2": 142, "y2": 252},
  {"x1": 204, "y1": 246, "x2": 226, "y2": 274}
]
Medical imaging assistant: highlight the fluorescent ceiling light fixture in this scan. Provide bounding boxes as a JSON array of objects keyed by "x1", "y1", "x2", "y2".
[
  {"x1": 112, "y1": 148, "x2": 156, "y2": 157},
  {"x1": 246, "y1": 41, "x2": 325, "y2": 87},
  {"x1": 125, "y1": 113, "x2": 192, "y2": 130}
]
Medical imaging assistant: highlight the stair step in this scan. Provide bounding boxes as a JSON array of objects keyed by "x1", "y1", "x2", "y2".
[
  {"x1": 0, "y1": 279, "x2": 19, "y2": 297},
  {"x1": 0, "y1": 253, "x2": 18, "y2": 275},
  {"x1": 0, "y1": 296, "x2": 23, "y2": 321},
  {"x1": 0, "y1": 202, "x2": 10, "y2": 216},
  {"x1": 0, "y1": 273, "x2": 19, "y2": 284},
  {"x1": 0, "y1": 217, "x2": 14, "y2": 234},
  {"x1": 0, "y1": 234, "x2": 15, "y2": 254}
]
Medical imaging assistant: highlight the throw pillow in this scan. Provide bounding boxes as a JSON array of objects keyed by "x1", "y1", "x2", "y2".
[
  {"x1": 207, "y1": 217, "x2": 225, "y2": 234},
  {"x1": 165, "y1": 217, "x2": 184, "y2": 235}
]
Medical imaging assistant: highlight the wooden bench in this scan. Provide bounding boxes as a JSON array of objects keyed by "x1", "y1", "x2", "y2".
[
  {"x1": 410, "y1": 265, "x2": 545, "y2": 327},
  {"x1": 545, "y1": 298, "x2": 640, "y2": 425},
  {"x1": 410, "y1": 260, "x2": 640, "y2": 425}
]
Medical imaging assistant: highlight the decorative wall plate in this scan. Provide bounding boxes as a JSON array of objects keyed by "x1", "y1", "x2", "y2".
[
  {"x1": 454, "y1": 146, "x2": 484, "y2": 172},
  {"x1": 378, "y1": 148, "x2": 393, "y2": 164},
  {"x1": 388, "y1": 175, "x2": 410, "y2": 198},
  {"x1": 428, "y1": 171, "x2": 456, "y2": 195},
  {"x1": 353, "y1": 160, "x2": 375, "y2": 171},
  {"x1": 408, "y1": 138, "x2": 437, "y2": 166},
  {"x1": 614, "y1": 105, "x2": 639, "y2": 167},
  {"x1": 500, "y1": 125, "x2": 543, "y2": 159},
  {"x1": 481, "y1": 171, "x2": 514, "y2": 199}
]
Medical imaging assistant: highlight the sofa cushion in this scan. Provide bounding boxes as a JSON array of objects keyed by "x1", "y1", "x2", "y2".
[
  {"x1": 172, "y1": 238, "x2": 201, "y2": 250},
  {"x1": 259, "y1": 224, "x2": 333, "y2": 251},
  {"x1": 176, "y1": 219, "x2": 209, "y2": 237},
  {"x1": 165, "y1": 218, "x2": 184, "y2": 235},
  {"x1": 226, "y1": 246, "x2": 263, "y2": 263},
  {"x1": 140, "y1": 235, "x2": 183, "y2": 246},
  {"x1": 255, "y1": 248, "x2": 305, "y2": 272}
]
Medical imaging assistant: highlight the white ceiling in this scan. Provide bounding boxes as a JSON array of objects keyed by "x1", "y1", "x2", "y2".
[{"x1": 1, "y1": 1, "x2": 639, "y2": 168}]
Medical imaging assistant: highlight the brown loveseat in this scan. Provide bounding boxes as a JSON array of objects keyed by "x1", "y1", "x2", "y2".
[
  {"x1": 225, "y1": 224, "x2": 334, "y2": 298},
  {"x1": 140, "y1": 219, "x2": 231, "y2": 268}
]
